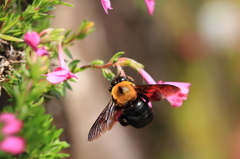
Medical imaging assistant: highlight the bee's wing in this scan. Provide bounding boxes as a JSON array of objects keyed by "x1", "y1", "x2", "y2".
[
  {"x1": 88, "y1": 100, "x2": 117, "y2": 142},
  {"x1": 135, "y1": 84, "x2": 180, "y2": 101}
]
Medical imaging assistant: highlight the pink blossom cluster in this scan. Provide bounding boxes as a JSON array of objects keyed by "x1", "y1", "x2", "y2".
[
  {"x1": 23, "y1": 32, "x2": 49, "y2": 56},
  {"x1": 23, "y1": 31, "x2": 77, "y2": 84},
  {"x1": 139, "y1": 68, "x2": 191, "y2": 107},
  {"x1": 101, "y1": 0, "x2": 155, "y2": 15},
  {"x1": 0, "y1": 113, "x2": 25, "y2": 155}
]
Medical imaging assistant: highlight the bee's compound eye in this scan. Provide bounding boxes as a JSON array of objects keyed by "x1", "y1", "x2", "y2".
[
  {"x1": 120, "y1": 77, "x2": 127, "y2": 82},
  {"x1": 111, "y1": 79, "x2": 118, "y2": 86},
  {"x1": 126, "y1": 76, "x2": 134, "y2": 83}
]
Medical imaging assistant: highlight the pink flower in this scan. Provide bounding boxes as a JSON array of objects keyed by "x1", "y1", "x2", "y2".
[
  {"x1": 100, "y1": 0, "x2": 154, "y2": 15},
  {"x1": 45, "y1": 43, "x2": 77, "y2": 84},
  {"x1": 46, "y1": 67, "x2": 77, "y2": 84},
  {"x1": 158, "y1": 81, "x2": 191, "y2": 107},
  {"x1": 23, "y1": 31, "x2": 40, "y2": 49},
  {"x1": 0, "y1": 136, "x2": 25, "y2": 155},
  {"x1": 23, "y1": 31, "x2": 49, "y2": 56},
  {"x1": 0, "y1": 113, "x2": 25, "y2": 155},
  {"x1": 101, "y1": 0, "x2": 113, "y2": 14},
  {"x1": 35, "y1": 47, "x2": 49, "y2": 56},
  {"x1": 139, "y1": 68, "x2": 190, "y2": 107},
  {"x1": 139, "y1": 68, "x2": 156, "y2": 84},
  {"x1": 0, "y1": 113, "x2": 23, "y2": 135},
  {"x1": 144, "y1": 0, "x2": 155, "y2": 15}
]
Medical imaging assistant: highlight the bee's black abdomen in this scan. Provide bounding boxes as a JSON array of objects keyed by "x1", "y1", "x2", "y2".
[{"x1": 119, "y1": 97, "x2": 154, "y2": 128}]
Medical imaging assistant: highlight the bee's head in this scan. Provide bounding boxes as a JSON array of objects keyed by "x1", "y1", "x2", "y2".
[
  {"x1": 111, "y1": 76, "x2": 134, "y2": 86},
  {"x1": 109, "y1": 76, "x2": 135, "y2": 92}
]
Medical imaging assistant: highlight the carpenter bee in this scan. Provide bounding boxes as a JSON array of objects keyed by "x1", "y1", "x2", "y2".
[{"x1": 88, "y1": 75, "x2": 180, "y2": 142}]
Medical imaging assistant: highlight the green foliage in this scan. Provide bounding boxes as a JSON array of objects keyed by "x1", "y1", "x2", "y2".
[
  {"x1": 76, "y1": 20, "x2": 95, "y2": 39},
  {"x1": 109, "y1": 51, "x2": 124, "y2": 64},
  {"x1": 2, "y1": 54, "x2": 70, "y2": 158},
  {"x1": 80, "y1": 52, "x2": 145, "y2": 81},
  {"x1": 90, "y1": 60, "x2": 104, "y2": 66},
  {"x1": 0, "y1": 0, "x2": 72, "y2": 42},
  {"x1": 0, "y1": 0, "x2": 145, "y2": 158},
  {"x1": 0, "y1": 0, "x2": 94, "y2": 158},
  {"x1": 0, "y1": 33, "x2": 23, "y2": 42},
  {"x1": 102, "y1": 68, "x2": 115, "y2": 81},
  {"x1": 69, "y1": 59, "x2": 81, "y2": 73}
]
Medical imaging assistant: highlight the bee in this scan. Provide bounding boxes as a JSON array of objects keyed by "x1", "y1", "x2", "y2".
[{"x1": 88, "y1": 75, "x2": 180, "y2": 142}]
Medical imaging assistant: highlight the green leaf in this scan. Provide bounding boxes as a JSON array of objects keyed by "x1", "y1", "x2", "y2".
[
  {"x1": 0, "y1": 15, "x2": 20, "y2": 34},
  {"x1": 64, "y1": 47, "x2": 73, "y2": 59},
  {"x1": 76, "y1": 20, "x2": 95, "y2": 39},
  {"x1": 58, "y1": 2, "x2": 74, "y2": 7},
  {"x1": 68, "y1": 59, "x2": 80, "y2": 72},
  {"x1": 0, "y1": 17, "x2": 7, "y2": 21},
  {"x1": 28, "y1": 81, "x2": 49, "y2": 102},
  {"x1": 90, "y1": 60, "x2": 104, "y2": 66},
  {"x1": 102, "y1": 68, "x2": 115, "y2": 81},
  {"x1": 2, "y1": 82, "x2": 14, "y2": 97},
  {"x1": 109, "y1": 52, "x2": 125, "y2": 64},
  {"x1": 31, "y1": 97, "x2": 44, "y2": 107},
  {"x1": 0, "y1": 34, "x2": 23, "y2": 42},
  {"x1": 32, "y1": 13, "x2": 54, "y2": 20},
  {"x1": 121, "y1": 59, "x2": 144, "y2": 71},
  {"x1": 0, "y1": 1, "x2": 78, "y2": 158},
  {"x1": 35, "y1": 18, "x2": 51, "y2": 32},
  {"x1": 75, "y1": 33, "x2": 86, "y2": 39},
  {"x1": 64, "y1": 29, "x2": 72, "y2": 38},
  {"x1": 63, "y1": 81, "x2": 72, "y2": 90},
  {"x1": 72, "y1": 67, "x2": 85, "y2": 73},
  {"x1": 68, "y1": 78, "x2": 77, "y2": 83}
]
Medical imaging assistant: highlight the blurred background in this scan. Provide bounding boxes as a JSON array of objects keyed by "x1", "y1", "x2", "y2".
[{"x1": 48, "y1": 0, "x2": 240, "y2": 158}]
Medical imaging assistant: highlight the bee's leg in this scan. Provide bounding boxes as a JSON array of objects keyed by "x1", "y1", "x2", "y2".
[{"x1": 118, "y1": 115, "x2": 128, "y2": 126}]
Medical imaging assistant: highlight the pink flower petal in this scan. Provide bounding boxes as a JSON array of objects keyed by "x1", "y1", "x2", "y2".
[
  {"x1": 101, "y1": 0, "x2": 113, "y2": 14},
  {"x1": 46, "y1": 67, "x2": 78, "y2": 84},
  {"x1": 139, "y1": 68, "x2": 156, "y2": 84},
  {"x1": 23, "y1": 31, "x2": 40, "y2": 49},
  {"x1": 35, "y1": 47, "x2": 49, "y2": 56},
  {"x1": 57, "y1": 43, "x2": 66, "y2": 68},
  {"x1": 158, "y1": 81, "x2": 191, "y2": 107},
  {"x1": 144, "y1": 0, "x2": 155, "y2": 15},
  {"x1": 0, "y1": 136, "x2": 25, "y2": 155},
  {"x1": 139, "y1": 68, "x2": 191, "y2": 107},
  {"x1": 138, "y1": 68, "x2": 157, "y2": 107},
  {"x1": 0, "y1": 113, "x2": 23, "y2": 135},
  {"x1": 45, "y1": 43, "x2": 77, "y2": 84}
]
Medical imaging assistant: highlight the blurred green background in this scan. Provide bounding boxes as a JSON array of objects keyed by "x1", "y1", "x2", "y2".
[{"x1": 49, "y1": 0, "x2": 240, "y2": 158}]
